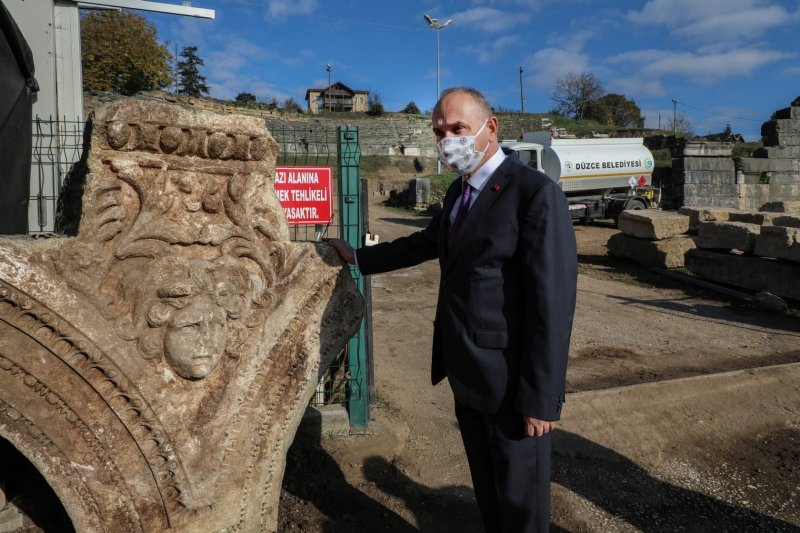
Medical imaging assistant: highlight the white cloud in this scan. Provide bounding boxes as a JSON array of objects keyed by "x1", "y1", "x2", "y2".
[
  {"x1": 266, "y1": 0, "x2": 318, "y2": 20},
  {"x1": 607, "y1": 47, "x2": 794, "y2": 81},
  {"x1": 460, "y1": 35, "x2": 521, "y2": 64},
  {"x1": 204, "y1": 40, "x2": 279, "y2": 100},
  {"x1": 524, "y1": 47, "x2": 590, "y2": 89},
  {"x1": 627, "y1": 0, "x2": 799, "y2": 43},
  {"x1": 782, "y1": 65, "x2": 800, "y2": 76},
  {"x1": 447, "y1": 7, "x2": 529, "y2": 32}
]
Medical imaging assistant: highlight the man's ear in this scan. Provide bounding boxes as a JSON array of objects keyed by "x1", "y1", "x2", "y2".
[{"x1": 487, "y1": 116, "x2": 499, "y2": 139}]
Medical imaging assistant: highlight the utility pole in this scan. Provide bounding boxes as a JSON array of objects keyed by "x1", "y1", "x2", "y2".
[
  {"x1": 671, "y1": 98, "x2": 678, "y2": 134},
  {"x1": 326, "y1": 64, "x2": 332, "y2": 112},
  {"x1": 519, "y1": 66, "x2": 525, "y2": 113}
]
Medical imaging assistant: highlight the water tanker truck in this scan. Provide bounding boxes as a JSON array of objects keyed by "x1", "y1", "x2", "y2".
[{"x1": 500, "y1": 132, "x2": 658, "y2": 222}]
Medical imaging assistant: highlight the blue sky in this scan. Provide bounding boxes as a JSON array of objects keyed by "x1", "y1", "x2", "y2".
[{"x1": 143, "y1": 0, "x2": 800, "y2": 140}]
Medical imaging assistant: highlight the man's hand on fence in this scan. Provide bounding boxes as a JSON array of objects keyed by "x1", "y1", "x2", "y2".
[{"x1": 326, "y1": 238, "x2": 356, "y2": 265}]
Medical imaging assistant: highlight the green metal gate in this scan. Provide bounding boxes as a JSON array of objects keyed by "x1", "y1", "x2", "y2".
[{"x1": 268, "y1": 120, "x2": 371, "y2": 428}]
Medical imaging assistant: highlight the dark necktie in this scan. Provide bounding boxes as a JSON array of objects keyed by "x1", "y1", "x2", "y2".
[{"x1": 448, "y1": 182, "x2": 473, "y2": 244}]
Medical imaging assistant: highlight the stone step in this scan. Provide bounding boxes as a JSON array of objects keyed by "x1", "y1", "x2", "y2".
[
  {"x1": 607, "y1": 233, "x2": 696, "y2": 268},
  {"x1": 685, "y1": 249, "x2": 800, "y2": 300},
  {"x1": 754, "y1": 226, "x2": 800, "y2": 262},
  {"x1": 677, "y1": 207, "x2": 775, "y2": 231},
  {"x1": 697, "y1": 221, "x2": 761, "y2": 253},
  {"x1": 617, "y1": 209, "x2": 690, "y2": 240}
]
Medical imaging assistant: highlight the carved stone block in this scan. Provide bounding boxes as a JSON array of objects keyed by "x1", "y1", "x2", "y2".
[{"x1": 0, "y1": 100, "x2": 364, "y2": 531}]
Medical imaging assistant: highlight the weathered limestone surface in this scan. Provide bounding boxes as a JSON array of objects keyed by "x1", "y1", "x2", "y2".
[
  {"x1": 754, "y1": 226, "x2": 800, "y2": 262},
  {"x1": 618, "y1": 210, "x2": 690, "y2": 240},
  {"x1": 773, "y1": 215, "x2": 800, "y2": 228},
  {"x1": 607, "y1": 233, "x2": 696, "y2": 268},
  {"x1": 678, "y1": 207, "x2": 775, "y2": 232},
  {"x1": 697, "y1": 221, "x2": 761, "y2": 252},
  {"x1": 685, "y1": 249, "x2": 800, "y2": 300},
  {"x1": 680, "y1": 141, "x2": 733, "y2": 157},
  {"x1": 0, "y1": 100, "x2": 363, "y2": 532},
  {"x1": 763, "y1": 202, "x2": 800, "y2": 215}
]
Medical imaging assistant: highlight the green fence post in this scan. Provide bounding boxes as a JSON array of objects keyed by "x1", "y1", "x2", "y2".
[{"x1": 337, "y1": 125, "x2": 369, "y2": 428}]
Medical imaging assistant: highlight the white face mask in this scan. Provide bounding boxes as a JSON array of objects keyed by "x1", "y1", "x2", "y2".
[{"x1": 436, "y1": 119, "x2": 489, "y2": 175}]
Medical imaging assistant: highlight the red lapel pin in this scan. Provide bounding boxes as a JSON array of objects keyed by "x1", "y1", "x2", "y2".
[{"x1": 493, "y1": 184, "x2": 501, "y2": 192}]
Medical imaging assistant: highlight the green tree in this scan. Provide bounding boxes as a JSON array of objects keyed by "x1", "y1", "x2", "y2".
[
  {"x1": 367, "y1": 91, "x2": 384, "y2": 116},
  {"x1": 584, "y1": 93, "x2": 644, "y2": 128},
  {"x1": 403, "y1": 101, "x2": 421, "y2": 114},
  {"x1": 235, "y1": 92, "x2": 257, "y2": 105},
  {"x1": 81, "y1": 10, "x2": 172, "y2": 95},
  {"x1": 283, "y1": 97, "x2": 303, "y2": 112},
  {"x1": 551, "y1": 72, "x2": 604, "y2": 120},
  {"x1": 177, "y1": 46, "x2": 209, "y2": 97}
]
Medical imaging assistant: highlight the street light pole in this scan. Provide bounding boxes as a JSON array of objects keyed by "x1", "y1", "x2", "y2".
[
  {"x1": 424, "y1": 14, "x2": 452, "y2": 174},
  {"x1": 519, "y1": 66, "x2": 525, "y2": 113},
  {"x1": 672, "y1": 98, "x2": 678, "y2": 134},
  {"x1": 326, "y1": 64, "x2": 332, "y2": 113}
]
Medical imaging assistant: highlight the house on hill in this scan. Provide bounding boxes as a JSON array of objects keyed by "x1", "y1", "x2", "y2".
[{"x1": 305, "y1": 82, "x2": 369, "y2": 113}]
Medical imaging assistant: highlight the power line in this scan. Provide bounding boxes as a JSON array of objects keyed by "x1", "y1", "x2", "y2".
[{"x1": 676, "y1": 100, "x2": 762, "y2": 123}]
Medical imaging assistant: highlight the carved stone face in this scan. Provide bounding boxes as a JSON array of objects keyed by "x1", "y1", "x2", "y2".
[{"x1": 164, "y1": 296, "x2": 228, "y2": 379}]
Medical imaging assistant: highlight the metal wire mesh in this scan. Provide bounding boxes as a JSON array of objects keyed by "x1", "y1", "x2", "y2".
[{"x1": 30, "y1": 117, "x2": 84, "y2": 233}]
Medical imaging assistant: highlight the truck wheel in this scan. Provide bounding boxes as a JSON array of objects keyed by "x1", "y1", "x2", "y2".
[{"x1": 624, "y1": 198, "x2": 647, "y2": 211}]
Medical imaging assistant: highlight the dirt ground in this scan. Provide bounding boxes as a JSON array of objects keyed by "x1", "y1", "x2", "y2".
[{"x1": 278, "y1": 195, "x2": 800, "y2": 532}]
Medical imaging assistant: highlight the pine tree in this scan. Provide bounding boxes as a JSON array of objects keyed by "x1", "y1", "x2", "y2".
[{"x1": 177, "y1": 46, "x2": 209, "y2": 97}]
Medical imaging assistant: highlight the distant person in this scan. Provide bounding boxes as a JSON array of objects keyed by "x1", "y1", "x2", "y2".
[{"x1": 329, "y1": 87, "x2": 577, "y2": 532}]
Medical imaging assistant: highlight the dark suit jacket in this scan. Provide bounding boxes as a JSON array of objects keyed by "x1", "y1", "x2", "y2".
[{"x1": 357, "y1": 154, "x2": 577, "y2": 420}]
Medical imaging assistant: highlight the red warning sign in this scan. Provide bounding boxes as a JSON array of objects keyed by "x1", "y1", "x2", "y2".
[
  {"x1": 274, "y1": 166, "x2": 333, "y2": 225},
  {"x1": 637, "y1": 175, "x2": 648, "y2": 187}
]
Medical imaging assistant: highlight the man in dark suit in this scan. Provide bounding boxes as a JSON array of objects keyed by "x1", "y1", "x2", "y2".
[{"x1": 329, "y1": 87, "x2": 577, "y2": 532}]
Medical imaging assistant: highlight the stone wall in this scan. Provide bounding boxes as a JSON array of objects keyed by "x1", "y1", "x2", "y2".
[{"x1": 666, "y1": 96, "x2": 800, "y2": 210}]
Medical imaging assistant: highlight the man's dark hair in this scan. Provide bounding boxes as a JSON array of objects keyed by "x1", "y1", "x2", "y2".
[{"x1": 434, "y1": 87, "x2": 493, "y2": 120}]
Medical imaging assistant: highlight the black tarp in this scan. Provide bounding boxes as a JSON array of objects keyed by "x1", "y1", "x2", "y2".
[{"x1": 0, "y1": 0, "x2": 38, "y2": 234}]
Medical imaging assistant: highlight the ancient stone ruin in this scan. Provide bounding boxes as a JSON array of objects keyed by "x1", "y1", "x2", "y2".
[{"x1": 0, "y1": 100, "x2": 363, "y2": 531}]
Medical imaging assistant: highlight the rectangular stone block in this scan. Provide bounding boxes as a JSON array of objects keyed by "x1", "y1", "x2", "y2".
[
  {"x1": 681, "y1": 141, "x2": 733, "y2": 157},
  {"x1": 739, "y1": 158, "x2": 800, "y2": 173},
  {"x1": 677, "y1": 207, "x2": 775, "y2": 231},
  {"x1": 754, "y1": 226, "x2": 800, "y2": 262},
  {"x1": 762, "y1": 119, "x2": 800, "y2": 136},
  {"x1": 697, "y1": 221, "x2": 761, "y2": 252},
  {"x1": 772, "y1": 106, "x2": 800, "y2": 120},
  {"x1": 685, "y1": 249, "x2": 800, "y2": 300},
  {"x1": 762, "y1": 133, "x2": 800, "y2": 147},
  {"x1": 683, "y1": 183, "x2": 738, "y2": 197},
  {"x1": 682, "y1": 170, "x2": 736, "y2": 185},
  {"x1": 772, "y1": 215, "x2": 800, "y2": 228},
  {"x1": 765, "y1": 172, "x2": 800, "y2": 185},
  {"x1": 618, "y1": 209, "x2": 690, "y2": 240},
  {"x1": 607, "y1": 233, "x2": 696, "y2": 268},
  {"x1": 752, "y1": 145, "x2": 800, "y2": 159},
  {"x1": 675, "y1": 157, "x2": 736, "y2": 172}
]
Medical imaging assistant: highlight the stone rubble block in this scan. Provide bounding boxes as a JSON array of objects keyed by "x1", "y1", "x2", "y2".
[
  {"x1": 675, "y1": 157, "x2": 736, "y2": 172},
  {"x1": 681, "y1": 141, "x2": 733, "y2": 157},
  {"x1": 618, "y1": 210, "x2": 690, "y2": 240},
  {"x1": 754, "y1": 226, "x2": 800, "y2": 262},
  {"x1": 678, "y1": 207, "x2": 775, "y2": 231},
  {"x1": 772, "y1": 106, "x2": 800, "y2": 120},
  {"x1": 772, "y1": 215, "x2": 800, "y2": 228},
  {"x1": 685, "y1": 249, "x2": 800, "y2": 300},
  {"x1": 761, "y1": 201, "x2": 800, "y2": 215},
  {"x1": 697, "y1": 221, "x2": 761, "y2": 252},
  {"x1": 761, "y1": 119, "x2": 800, "y2": 136},
  {"x1": 739, "y1": 157, "x2": 800, "y2": 173},
  {"x1": 768, "y1": 172, "x2": 800, "y2": 185},
  {"x1": 752, "y1": 145, "x2": 800, "y2": 159},
  {"x1": 683, "y1": 183, "x2": 738, "y2": 198},
  {"x1": 607, "y1": 233, "x2": 696, "y2": 268},
  {"x1": 681, "y1": 170, "x2": 736, "y2": 185},
  {"x1": 762, "y1": 133, "x2": 800, "y2": 147}
]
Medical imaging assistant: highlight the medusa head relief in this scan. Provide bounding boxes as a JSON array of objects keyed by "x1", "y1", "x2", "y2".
[{"x1": 124, "y1": 256, "x2": 263, "y2": 380}]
